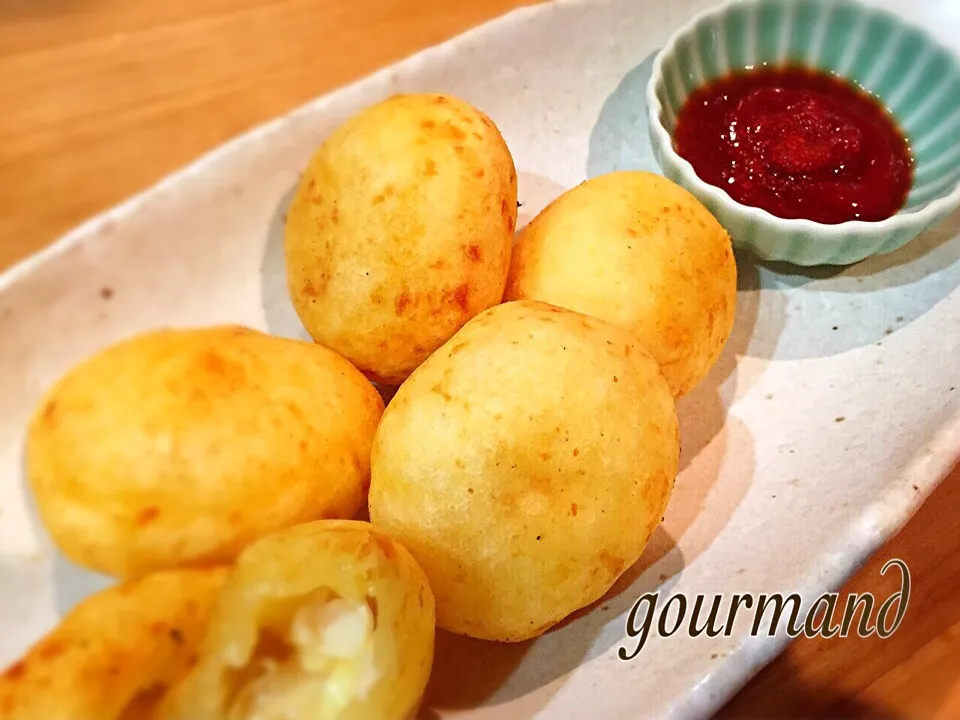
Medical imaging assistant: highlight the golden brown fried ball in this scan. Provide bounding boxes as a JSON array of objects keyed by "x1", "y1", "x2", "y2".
[
  {"x1": 285, "y1": 92, "x2": 518, "y2": 386},
  {"x1": 369, "y1": 300, "x2": 679, "y2": 642},
  {"x1": 157, "y1": 520, "x2": 435, "y2": 720},
  {"x1": 26, "y1": 326, "x2": 384, "y2": 579},
  {"x1": 0, "y1": 568, "x2": 229, "y2": 720},
  {"x1": 505, "y1": 171, "x2": 737, "y2": 396}
]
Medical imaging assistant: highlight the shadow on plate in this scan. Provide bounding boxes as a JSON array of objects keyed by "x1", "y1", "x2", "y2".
[
  {"x1": 419, "y1": 526, "x2": 685, "y2": 717},
  {"x1": 18, "y1": 453, "x2": 113, "y2": 617},
  {"x1": 260, "y1": 183, "x2": 311, "y2": 342},
  {"x1": 586, "y1": 51, "x2": 960, "y2": 363},
  {"x1": 515, "y1": 172, "x2": 569, "y2": 234},
  {"x1": 745, "y1": 210, "x2": 960, "y2": 360}
]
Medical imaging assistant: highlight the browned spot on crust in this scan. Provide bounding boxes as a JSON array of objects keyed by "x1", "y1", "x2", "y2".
[
  {"x1": 452, "y1": 284, "x2": 469, "y2": 311},
  {"x1": 627, "y1": 227, "x2": 639, "y2": 237},
  {"x1": 435, "y1": 95, "x2": 448, "y2": 104},
  {"x1": 308, "y1": 177, "x2": 316, "y2": 192},
  {"x1": 570, "y1": 503, "x2": 578, "y2": 516},
  {"x1": 425, "y1": 158, "x2": 438, "y2": 176},
  {"x1": 468, "y1": 487, "x2": 475, "y2": 494},
  {"x1": 331, "y1": 207, "x2": 339, "y2": 224},
  {"x1": 384, "y1": 185, "x2": 396, "y2": 197},
  {"x1": 37, "y1": 641, "x2": 64, "y2": 661},
  {"x1": 455, "y1": 458, "x2": 466, "y2": 469},
  {"x1": 303, "y1": 282, "x2": 319, "y2": 298},
  {"x1": 372, "y1": 193, "x2": 385, "y2": 205},
  {"x1": 431, "y1": 383, "x2": 452, "y2": 401},
  {"x1": 454, "y1": 145, "x2": 465, "y2": 154},
  {"x1": 42, "y1": 400, "x2": 57, "y2": 423},
  {"x1": 228, "y1": 511, "x2": 243, "y2": 526},
  {"x1": 501, "y1": 197, "x2": 516, "y2": 232},
  {"x1": 448, "y1": 125, "x2": 467, "y2": 141},
  {"x1": 472, "y1": 131, "x2": 483, "y2": 140},
  {"x1": 465, "y1": 244, "x2": 483, "y2": 262},
  {"x1": 624, "y1": 344, "x2": 632, "y2": 356},
  {"x1": 613, "y1": 376, "x2": 619, "y2": 383},
  {"x1": 524, "y1": 475, "x2": 553, "y2": 496},
  {"x1": 370, "y1": 290, "x2": 384, "y2": 305},
  {"x1": 599, "y1": 551, "x2": 626, "y2": 578},
  {"x1": 480, "y1": 115, "x2": 494, "y2": 128},
  {"x1": 298, "y1": 439, "x2": 308, "y2": 451},
  {"x1": 429, "y1": 258, "x2": 446, "y2": 270},
  {"x1": 136, "y1": 506, "x2": 160, "y2": 526},
  {"x1": 449, "y1": 342, "x2": 468, "y2": 356},
  {"x1": 4, "y1": 661, "x2": 26, "y2": 681},
  {"x1": 572, "y1": 448, "x2": 580, "y2": 457},
  {"x1": 286, "y1": 401, "x2": 306, "y2": 422},
  {"x1": 395, "y1": 292, "x2": 411, "y2": 315},
  {"x1": 203, "y1": 351, "x2": 227, "y2": 375},
  {"x1": 100, "y1": 287, "x2": 113, "y2": 300},
  {"x1": 421, "y1": 119, "x2": 436, "y2": 129},
  {"x1": 539, "y1": 451, "x2": 552, "y2": 461},
  {"x1": 474, "y1": 167, "x2": 485, "y2": 178},
  {"x1": 413, "y1": 344, "x2": 426, "y2": 354}
]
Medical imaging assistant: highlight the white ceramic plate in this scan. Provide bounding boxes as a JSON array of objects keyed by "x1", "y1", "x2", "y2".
[{"x1": 2, "y1": 0, "x2": 959, "y2": 717}]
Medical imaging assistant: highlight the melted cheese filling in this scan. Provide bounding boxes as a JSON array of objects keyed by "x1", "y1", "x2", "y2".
[{"x1": 228, "y1": 597, "x2": 379, "y2": 720}]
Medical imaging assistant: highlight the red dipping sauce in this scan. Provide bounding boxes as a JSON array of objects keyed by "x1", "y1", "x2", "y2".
[{"x1": 673, "y1": 67, "x2": 914, "y2": 224}]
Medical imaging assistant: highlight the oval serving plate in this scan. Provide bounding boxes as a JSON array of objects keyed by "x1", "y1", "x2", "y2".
[{"x1": 1, "y1": 0, "x2": 959, "y2": 718}]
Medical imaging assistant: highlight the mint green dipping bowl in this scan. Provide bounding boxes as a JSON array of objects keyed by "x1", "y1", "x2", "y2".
[{"x1": 646, "y1": 0, "x2": 960, "y2": 266}]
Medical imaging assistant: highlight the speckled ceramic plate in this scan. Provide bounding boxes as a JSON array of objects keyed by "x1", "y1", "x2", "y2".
[{"x1": 1, "y1": 0, "x2": 959, "y2": 718}]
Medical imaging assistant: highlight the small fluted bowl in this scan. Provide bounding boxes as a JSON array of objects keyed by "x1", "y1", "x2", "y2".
[{"x1": 646, "y1": 0, "x2": 960, "y2": 266}]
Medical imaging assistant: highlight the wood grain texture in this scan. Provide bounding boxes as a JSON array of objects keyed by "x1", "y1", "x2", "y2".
[{"x1": 1, "y1": 0, "x2": 958, "y2": 716}]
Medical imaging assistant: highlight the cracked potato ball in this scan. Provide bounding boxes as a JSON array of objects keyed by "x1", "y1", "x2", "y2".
[
  {"x1": 157, "y1": 520, "x2": 435, "y2": 720},
  {"x1": 0, "y1": 568, "x2": 229, "y2": 720}
]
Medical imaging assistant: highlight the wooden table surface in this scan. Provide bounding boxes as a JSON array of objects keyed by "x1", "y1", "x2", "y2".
[{"x1": 2, "y1": 0, "x2": 959, "y2": 717}]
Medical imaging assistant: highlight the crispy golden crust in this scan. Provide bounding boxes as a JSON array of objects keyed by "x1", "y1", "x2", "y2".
[
  {"x1": 369, "y1": 300, "x2": 679, "y2": 641},
  {"x1": 158, "y1": 520, "x2": 435, "y2": 720},
  {"x1": 285, "y1": 92, "x2": 518, "y2": 386},
  {"x1": 26, "y1": 325, "x2": 384, "y2": 579},
  {"x1": 505, "y1": 171, "x2": 737, "y2": 397}
]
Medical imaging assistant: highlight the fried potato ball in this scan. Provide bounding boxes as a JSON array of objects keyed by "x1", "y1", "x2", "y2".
[
  {"x1": 26, "y1": 325, "x2": 384, "y2": 579},
  {"x1": 504, "y1": 171, "x2": 737, "y2": 397},
  {"x1": 284, "y1": 92, "x2": 518, "y2": 386},
  {"x1": 157, "y1": 520, "x2": 435, "y2": 720},
  {"x1": 369, "y1": 300, "x2": 679, "y2": 642},
  {"x1": 0, "y1": 568, "x2": 229, "y2": 720}
]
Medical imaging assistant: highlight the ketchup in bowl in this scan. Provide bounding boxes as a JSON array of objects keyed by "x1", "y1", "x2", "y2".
[{"x1": 673, "y1": 67, "x2": 914, "y2": 225}]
